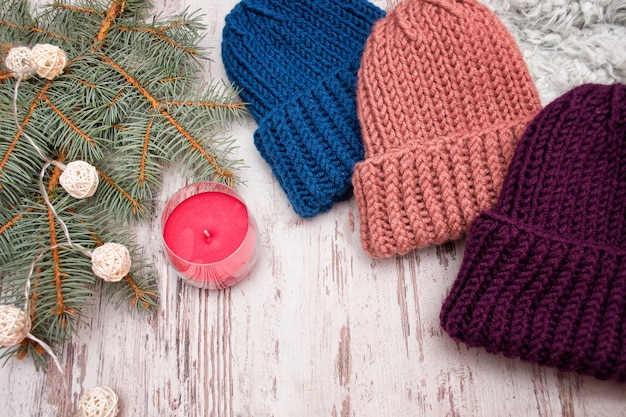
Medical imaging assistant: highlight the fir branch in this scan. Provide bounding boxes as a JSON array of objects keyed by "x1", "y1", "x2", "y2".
[
  {"x1": 98, "y1": 54, "x2": 159, "y2": 107},
  {"x1": 95, "y1": 167, "x2": 149, "y2": 217},
  {"x1": 0, "y1": 209, "x2": 28, "y2": 234},
  {"x1": 52, "y1": 3, "x2": 104, "y2": 17},
  {"x1": 0, "y1": 0, "x2": 248, "y2": 369},
  {"x1": 43, "y1": 97, "x2": 97, "y2": 146},
  {"x1": 105, "y1": 259, "x2": 158, "y2": 312},
  {"x1": 138, "y1": 113, "x2": 153, "y2": 188},
  {"x1": 0, "y1": 81, "x2": 52, "y2": 206},
  {"x1": 0, "y1": 0, "x2": 35, "y2": 42},
  {"x1": 93, "y1": 0, "x2": 125, "y2": 50},
  {"x1": 117, "y1": 25, "x2": 199, "y2": 56},
  {"x1": 98, "y1": 53, "x2": 242, "y2": 183}
]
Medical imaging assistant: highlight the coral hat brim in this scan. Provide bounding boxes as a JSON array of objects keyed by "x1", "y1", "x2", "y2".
[{"x1": 352, "y1": 115, "x2": 532, "y2": 257}]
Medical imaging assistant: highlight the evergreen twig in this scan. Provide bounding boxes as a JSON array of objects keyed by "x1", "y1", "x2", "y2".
[{"x1": 0, "y1": 0, "x2": 247, "y2": 369}]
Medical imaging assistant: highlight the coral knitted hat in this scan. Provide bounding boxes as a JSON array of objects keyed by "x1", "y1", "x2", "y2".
[
  {"x1": 353, "y1": 0, "x2": 542, "y2": 257},
  {"x1": 440, "y1": 83, "x2": 626, "y2": 381},
  {"x1": 222, "y1": 0, "x2": 384, "y2": 218}
]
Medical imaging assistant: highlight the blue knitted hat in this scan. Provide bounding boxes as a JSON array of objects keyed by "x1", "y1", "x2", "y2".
[{"x1": 222, "y1": 0, "x2": 385, "y2": 218}]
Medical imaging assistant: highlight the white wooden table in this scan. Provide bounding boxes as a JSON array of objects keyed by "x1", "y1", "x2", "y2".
[{"x1": 2, "y1": 0, "x2": 626, "y2": 416}]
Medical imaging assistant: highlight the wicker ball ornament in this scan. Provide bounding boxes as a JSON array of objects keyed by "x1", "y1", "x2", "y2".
[
  {"x1": 30, "y1": 43, "x2": 67, "y2": 80},
  {"x1": 0, "y1": 305, "x2": 31, "y2": 347},
  {"x1": 59, "y1": 160, "x2": 99, "y2": 199},
  {"x1": 91, "y1": 243, "x2": 131, "y2": 282},
  {"x1": 5, "y1": 46, "x2": 35, "y2": 77},
  {"x1": 77, "y1": 386, "x2": 119, "y2": 417}
]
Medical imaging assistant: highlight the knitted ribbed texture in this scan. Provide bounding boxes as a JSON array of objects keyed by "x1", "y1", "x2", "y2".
[
  {"x1": 440, "y1": 83, "x2": 626, "y2": 381},
  {"x1": 353, "y1": 0, "x2": 542, "y2": 257},
  {"x1": 222, "y1": 0, "x2": 385, "y2": 218}
]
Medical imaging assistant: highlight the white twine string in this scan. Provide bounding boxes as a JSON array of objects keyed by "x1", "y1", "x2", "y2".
[
  {"x1": 12, "y1": 76, "x2": 66, "y2": 169},
  {"x1": 38, "y1": 161, "x2": 93, "y2": 258},
  {"x1": 9, "y1": 74, "x2": 72, "y2": 376},
  {"x1": 9, "y1": 47, "x2": 126, "y2": 416},
  {"x1": 24, "y1": 244, "x2": 69, "y2": 376},
  {"x1": 9, "y1": 72, "x2": 87, "y2": 384},
  {"x1": 13, "y1": 74, "x2": 92, "y2": 258}
]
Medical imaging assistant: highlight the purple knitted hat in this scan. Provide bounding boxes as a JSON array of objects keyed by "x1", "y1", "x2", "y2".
[{"x1": 440, "y1": 83, "x2": 626, "y2": 381}]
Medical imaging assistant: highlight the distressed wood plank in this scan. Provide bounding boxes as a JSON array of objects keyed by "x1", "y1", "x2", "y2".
[{"x1": 1, "y1": 1, "x2": 626, "y2": 416}]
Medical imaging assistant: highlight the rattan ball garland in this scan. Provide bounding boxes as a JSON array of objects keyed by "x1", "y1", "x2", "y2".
[
  {"x1": 7, "y1": 44, "x2": 99, "y2": 203},
  {"x1": 30, "y1": 43, "x2": 67, "y2": 80},
  {"x1": 0, "y1": 305, "x2": 31, "y2": 347},
  {"x1": 59, "y1": 160, "x2": 100, "y2": 199},
  {"x1": 91, "y1": 243, "x2": 131, "y2": 282},
  {"x1": 8, "y1": 44, "x2": 132, "y2": 282},
  {"x1": 4, "y1": 46, "x2": 34, "y2": 77},
  {"x1": 4, "y1": 46, "x2": 130, "y2": 411},
  {"x1": 76, "y1": 386, "x2": 119, "y2": 417},
  {"x1": 0, "y1": 301, "x2": 64, "y2": 374}
]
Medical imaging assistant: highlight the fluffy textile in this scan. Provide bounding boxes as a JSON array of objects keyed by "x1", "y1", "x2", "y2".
[{"x1": 482, "y1": 0, "x2": 626, "y2": 104}]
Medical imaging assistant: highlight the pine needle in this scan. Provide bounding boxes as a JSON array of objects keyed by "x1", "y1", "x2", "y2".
[{"x1": 0, "y1": 0, "x2": 247, "y2": 368}]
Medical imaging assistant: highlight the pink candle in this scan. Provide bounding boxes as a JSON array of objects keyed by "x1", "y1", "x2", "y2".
[{"x1": 162, "y1": 182, "x2": 258, "y2": 289}]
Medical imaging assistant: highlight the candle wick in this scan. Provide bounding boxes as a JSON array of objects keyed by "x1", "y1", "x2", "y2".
[{"x1": 203, "y1": 230, "x2": 211, "y2": 238}]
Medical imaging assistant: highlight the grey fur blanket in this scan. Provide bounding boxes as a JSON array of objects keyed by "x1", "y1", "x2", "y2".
[{"x1": 483, "y1": 0, "x2": 626, "y2": 104}]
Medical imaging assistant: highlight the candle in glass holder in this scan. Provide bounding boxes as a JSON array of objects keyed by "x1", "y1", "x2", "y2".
[{"x1": 162, "y1": 182, "x2": 258, "y2": 289}]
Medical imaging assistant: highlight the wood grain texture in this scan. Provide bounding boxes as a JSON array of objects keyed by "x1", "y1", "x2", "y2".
[{"x1": 2, "y1": 0, "x2": 626, "y2": 416}]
